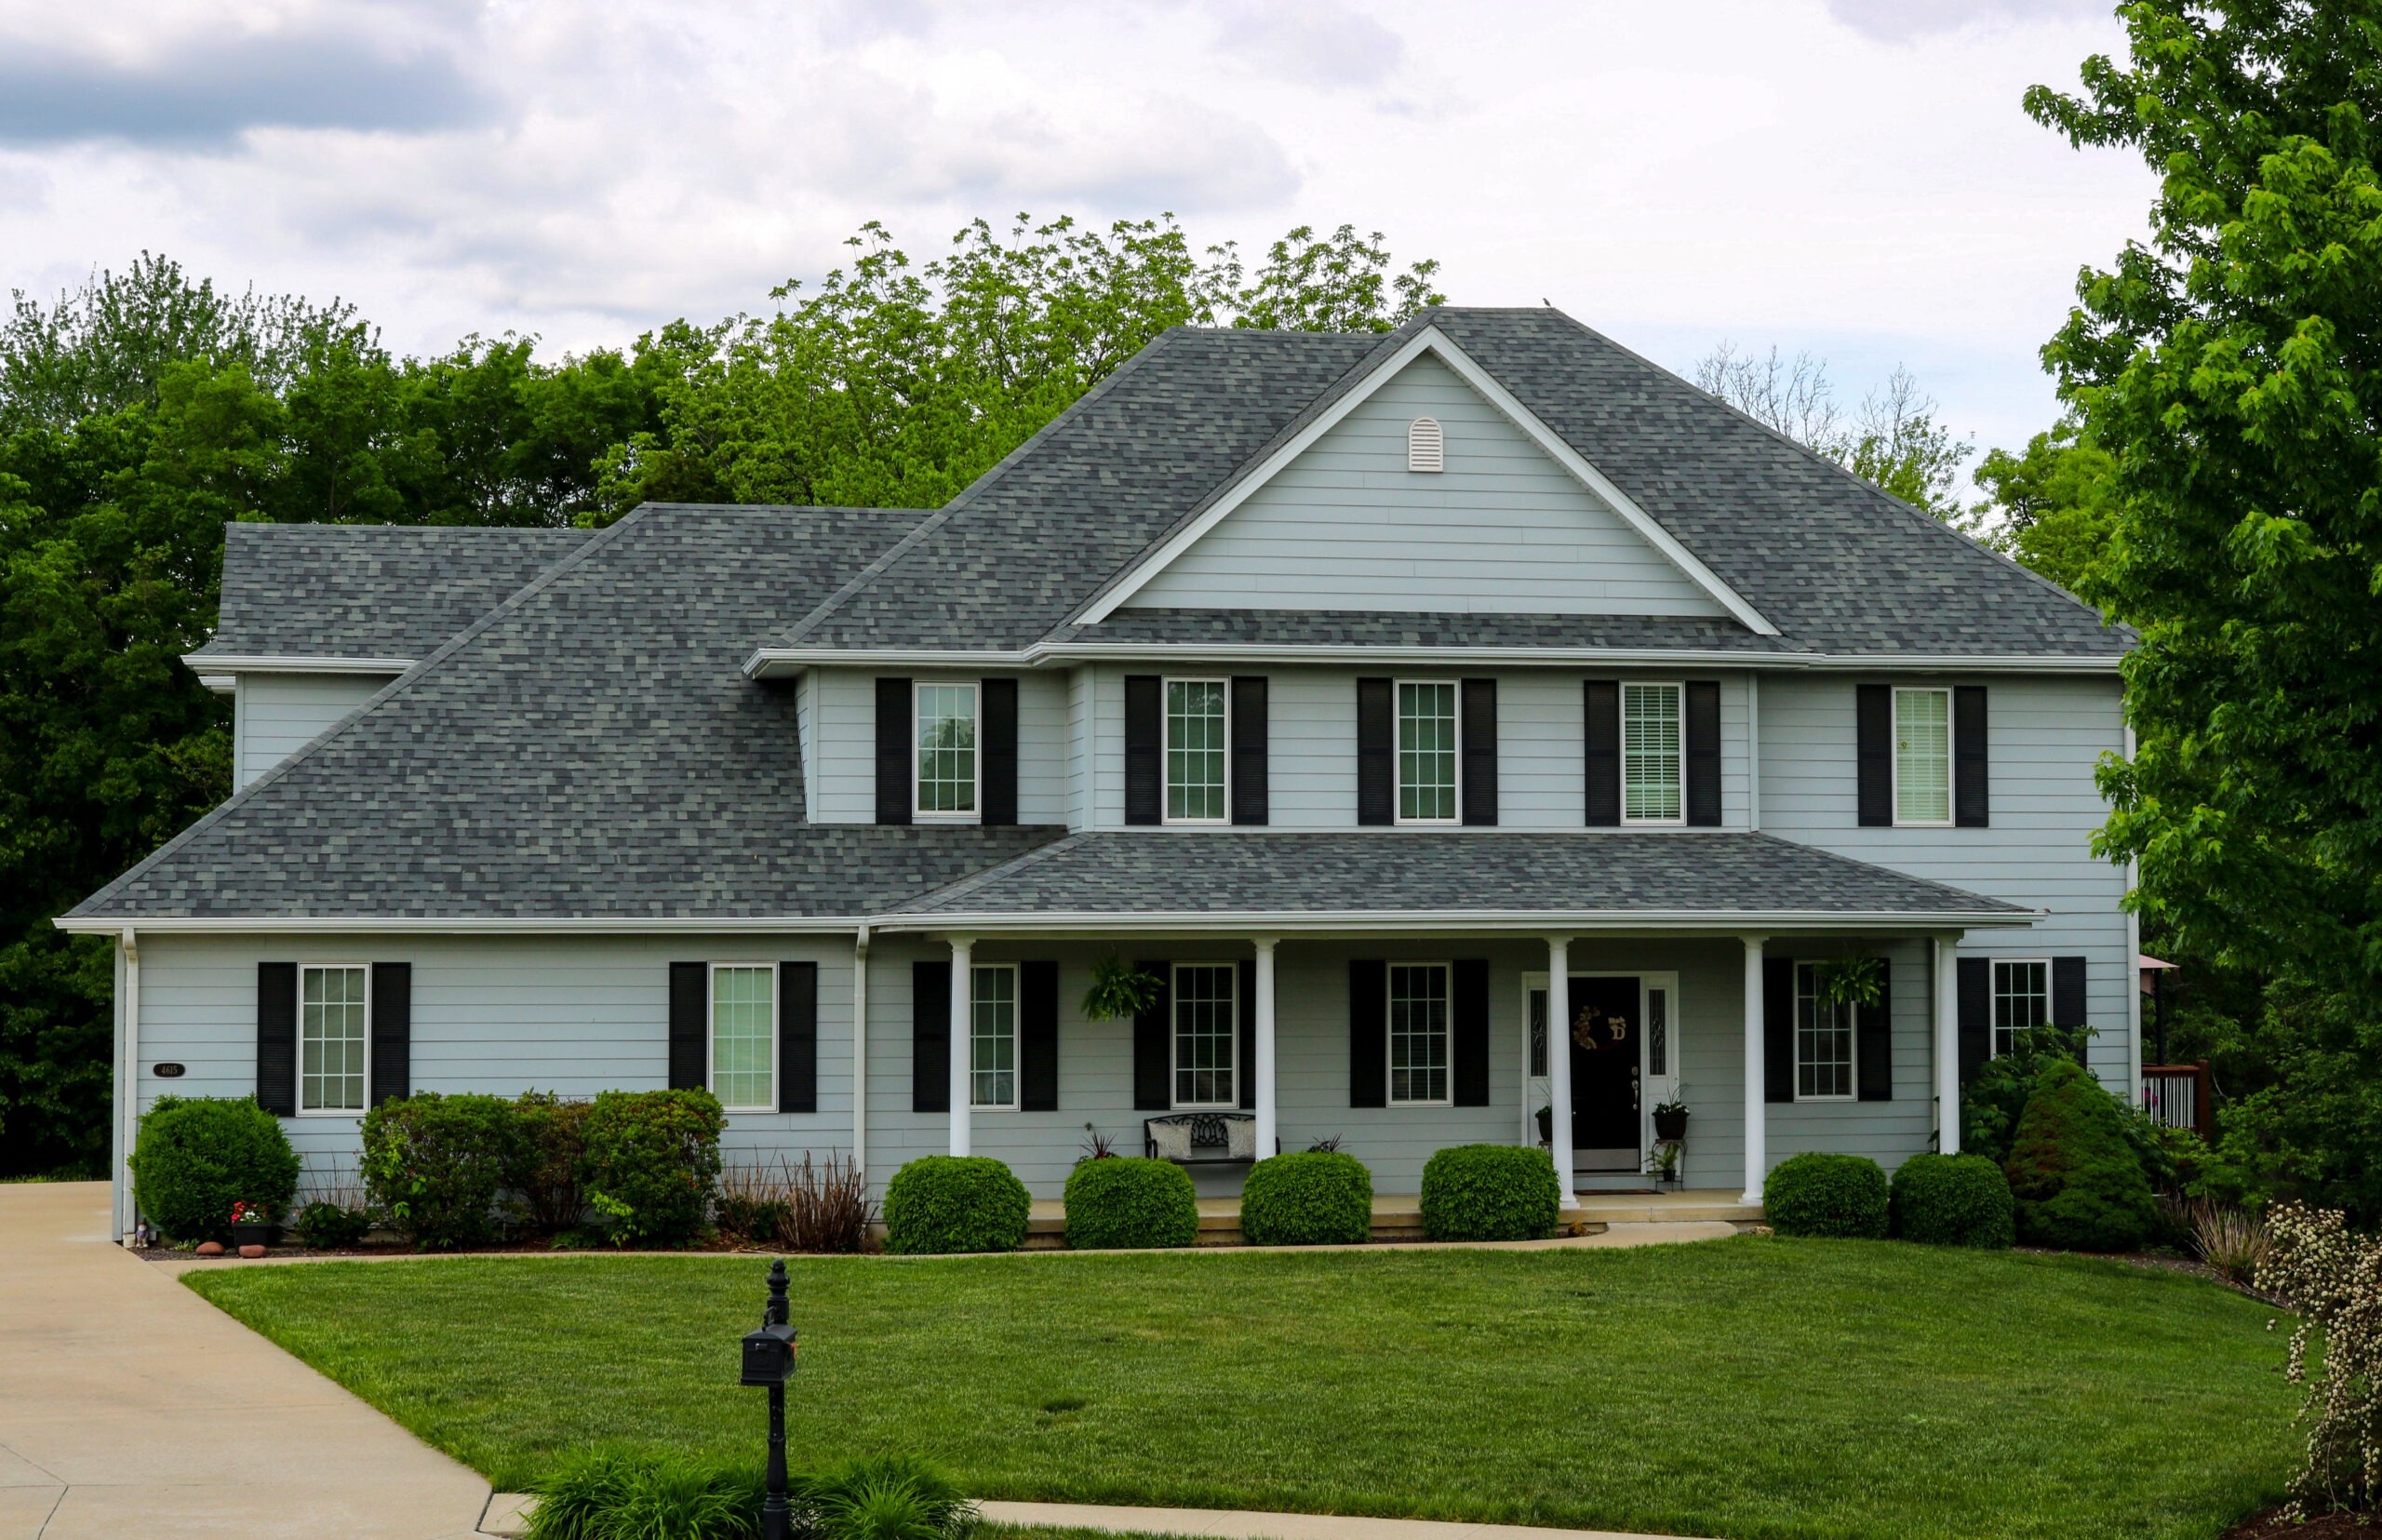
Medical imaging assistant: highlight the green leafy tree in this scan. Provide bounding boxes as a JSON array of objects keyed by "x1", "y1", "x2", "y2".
[{"x1": 1971, "y1": 423, "x2": 2121, "y2": 593}]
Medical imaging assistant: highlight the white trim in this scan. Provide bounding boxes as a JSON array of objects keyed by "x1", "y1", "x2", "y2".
[
  {"x1": 1746, "y1": 673, "x2": 1761, "y2": 833},
  {"x1": 850, "y1": 925, "x2": 870, "y2": 1176},
  {"x1": 1161, "y1": 677, "x2": 1231, "y2": 825},
  {"x1": 1071, "y1": 327, "x2": 1779, "y2": 634},
  {"x1": 1891, "y1": 686, "x2": 1955, "y2": 828},
  {"x1": 743, "y1": 644, "x2": 2127, "y2": 679},
  {"x1": 1988, "y1": 956, "x2": 2054, "y2": 1058},
  {"x1": 1789, "y1": 960, "x2": 1857, "y2": 1103},
  {"x1": 118, "y1": 930, "x2": 139, "y2": 1240},
  {"x1": 969, "y1": 960, "x2": 1022, "y2": 1112},
  {"x1": 1934, "y1": 933, "x2": 1963, "y2": 1157},
  {"x1": 295, "y1": 961, "x2": 372, "y2": 1117},
  {"x1": 1393, "y1": 678, "x2": 1462, "y2": 826},
  {"x1": 182, "y1": 653, "x2": 415, "y2": 675},
  {"x1": 1620, "y1": 680, "x2": 1686, "y2": 827},
  {"x1": 706, "y1": 960, "x2": 780, "y2": 1114},
  {"x1": 912, "y1": 679, "x2": 982, "y2": 824},
  {"x1": 1168, "y1": 959, "x2": 1240, "y2": 1110},
  {"x1": 1385, "y1": 958, "x2": 1455, "y2": 1107}
]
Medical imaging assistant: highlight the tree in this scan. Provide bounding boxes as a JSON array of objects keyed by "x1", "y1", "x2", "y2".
[
  {"x1": 1971, "y1": 423, "x2": 2121, "y2": 592},
  {"x1": 1693, "y1": 343, "x2": 1974, "y2": 517}
]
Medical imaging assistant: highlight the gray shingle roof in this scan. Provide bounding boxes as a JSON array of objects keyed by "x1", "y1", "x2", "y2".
[
  {"x1": 194, "y1": 523, "x2": 596, "y2": 662},
  {"x1": 884, "y1": 830, "x2": 2029, "y2": 921},
  {"x1": 75, "y1": 504, "x2": 1064, "y2": 920},
  {"x1": 1052, "y1": 609, "x2": 1804, "y2": 652}
]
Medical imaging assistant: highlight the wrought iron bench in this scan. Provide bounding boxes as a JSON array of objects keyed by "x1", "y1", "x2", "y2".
[{"x1": 1144, "y1": 1112, "x2": 1257, "y2": 1166}]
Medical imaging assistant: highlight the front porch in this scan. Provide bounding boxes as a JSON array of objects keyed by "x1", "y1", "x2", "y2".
[{"x1": 1015, "y1": 1188, "x2": 1764, "y2": 1249}]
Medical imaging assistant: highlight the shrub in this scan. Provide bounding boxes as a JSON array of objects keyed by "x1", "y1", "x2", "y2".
[
  {"x1": 1239, "y1": 1150, "x2": 1372, "y2": 1246},
  {"x1": 291, "y1": 1199, "x2": 373, "y2": 1250},
  {"x1": 1063, "y1": 1157, "x2": 1198, "y2": 1249},
  {"x1": 361, "y1": 1091, "x2": 525, "y2": 1250},
  {"x1": 1889, "y1": 1153, "x2": 2014, "y2": 1248},
  {"x1": 579, "y1": 1089, "x2": 726, "y2": 1247},
  {"x1": 515, "y1": 1091, "x2": 595, "y2": 1234},
  {"x1": 881, "y1": 1156, "x2": 1030, "y2": 1254},
  {"x1": 2180, "y1": 1197, "x2": 2270, "y2": 1285},
  {"x1": 128, "y1": 1096, "x2": 300, "y2": 1242},
  {"x1": 714, "y1": 1161, "x2": 791, "y2": 1244},
  {"x1": 2262, "y1": 1203, "x2": 2382, "y2": 1518},
  {"x1": 1763, "y1": 1151, "x2": 1890, "y2": 1239},
  {"x1": 2004, "y1": 1058, "x2": 2157, "y2": 1252},
  {"x1": 805, "y1": 1453, "x2": 977, "y2": 1540},
  {"x1": 525, "y1": 1450, "x2": 975, "y2": 1540},
  {"x1": 1419, "y1": 1144, "x2": 1559, "y2": 1241}
]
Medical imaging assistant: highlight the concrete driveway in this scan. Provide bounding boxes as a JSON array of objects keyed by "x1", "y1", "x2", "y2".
[{"x1": 0, "y1": 1182, "x2": 493, "y2": 1540}]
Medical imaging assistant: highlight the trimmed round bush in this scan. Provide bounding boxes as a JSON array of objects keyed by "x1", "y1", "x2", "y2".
[
  {"x1": 882, "y1": 1156, "x2": 1031, "y2": 1254},
  {"x1": 579, "y1": 1089, "x2": 727, "y2": 1246},
  {"x1": 1419, "y1": 1144, "x2": 1559, "y2": 1241},
  {"x1": 1762, "y1": 1151, "x2": 1890, "y2": 1239},
  {"x1": 361, "y1": 1091, "x2": 526, "y2": 1250},
  {"x1": 128, "y1": 1096, "x2": 300, "y2": 1242},
  {"x1": 1890, "y1": 1153, "x2": 2014, "y2": 1248},
  {"x1": 2004, "y1": 1057, "x2": 2157, "y2": 1252},
  {"x1": 1239, "y1": 1150, "x2": 1372, "y2": 1247},
  {"x1": 1064, "y1": 1157, "x2": 1198, "y2": 1250}
]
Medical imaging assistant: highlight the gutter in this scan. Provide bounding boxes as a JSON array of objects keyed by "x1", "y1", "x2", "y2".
[
  {"x1": 741, "y1": 643, "x2": 2127, "y2": 680},
  {"x1": 180, "y1": 653, "x2": 418, "y2": 675}
]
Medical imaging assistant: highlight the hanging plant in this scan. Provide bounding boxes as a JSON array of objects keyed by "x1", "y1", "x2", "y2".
[
  {"x1": 1813, "y1": 956, "x2": 1887, "y2": 1010},
  {"x1": 1080, "y1": 956, "x2": 1163, "y2": 1022}
]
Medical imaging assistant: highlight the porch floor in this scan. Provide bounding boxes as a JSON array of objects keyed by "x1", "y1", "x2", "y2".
[{"x1": 1023, "y1": 1189, "x2": 1760, "y2": 1247}]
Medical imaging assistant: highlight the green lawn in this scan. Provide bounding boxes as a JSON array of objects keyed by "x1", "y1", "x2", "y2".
[{"x1": 185, "y1": 1238, "x2": 2294, "y2": 1540}]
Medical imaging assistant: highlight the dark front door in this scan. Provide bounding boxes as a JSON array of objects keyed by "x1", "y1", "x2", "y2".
[{"x1": 1570, "y1": 975, "x2": 1640, "y2": 1169}]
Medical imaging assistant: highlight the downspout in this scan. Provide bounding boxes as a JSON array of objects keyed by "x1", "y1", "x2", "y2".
[
  {"x1": 850, "y1": 925, "x2": 870, "y2": 1180},
  {"x1": 120, "y1": 927, "x2": 141, "y2": 1243}
]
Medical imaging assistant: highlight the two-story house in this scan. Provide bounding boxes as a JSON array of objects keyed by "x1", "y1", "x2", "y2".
[{"x1": 64, "y1": 308, "x2": 2136, "y2": 1240}]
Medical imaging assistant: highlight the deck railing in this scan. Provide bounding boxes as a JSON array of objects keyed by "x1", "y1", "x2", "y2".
[{"x1": 2140, "y1": 1062, "x2": 2212, "y2": 1135}]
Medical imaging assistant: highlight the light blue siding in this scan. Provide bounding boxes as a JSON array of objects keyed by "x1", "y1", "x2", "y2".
[
  {"x1": 805, "y1": 670, "x2": 1069, "y2": 824},
  {"x1": 1126, "y1": 354, "x2": 1728, "y2": 617},
  {"x1": 234, "y1": 673, "x2": 393, "y2": 788}
]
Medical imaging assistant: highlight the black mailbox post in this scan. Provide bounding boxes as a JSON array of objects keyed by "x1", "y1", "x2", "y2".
[{"x1": 741, "y1": 1259, "x2": 798, "y2": 1540}]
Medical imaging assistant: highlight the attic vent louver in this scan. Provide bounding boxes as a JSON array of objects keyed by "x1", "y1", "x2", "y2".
[{"x1": 1407, "y1": 417, "x2": 1443, "y2": 473}]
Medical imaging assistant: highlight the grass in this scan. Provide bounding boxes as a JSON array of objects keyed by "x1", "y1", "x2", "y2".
[{"x1": 184, "y1": 1237, "x2": 2295, "y2": 1540}]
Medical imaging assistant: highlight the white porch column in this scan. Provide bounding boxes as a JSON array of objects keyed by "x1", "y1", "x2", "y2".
[
  {"x1": 1935, "y1": 933, "x2": 1962, "y2": 1157},
  {"x1": 1546, "y1": 937, "x2": 1575, "y2": 1207},
  {"x1": 1252, "y1": 938, "x2": 1278, "y2": 1158},
  {"x1": 1741, "y1": 935, "x2": 1767, "y2": 1206},
  {"x1": 947, "y1": 936, "x2": 973, "y2": 1158},
  {"x1": 850, "y1": 926, "x2": 870, "y2": 1178}
]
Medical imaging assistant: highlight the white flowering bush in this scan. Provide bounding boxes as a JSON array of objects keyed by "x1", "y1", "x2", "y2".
[{"x1": 2260, "y1": 1202, "x2": 2382, "y2": 1516}]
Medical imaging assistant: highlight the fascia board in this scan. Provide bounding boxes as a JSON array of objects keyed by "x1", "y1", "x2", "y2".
[
  {"x1": 744, "y1": 644, "x2": 2125, "y2": 676},
  {"x1": 181, "y1": 653, "x2": 416, "y2": 675},
  {"x1": 54, "y1": 915, "x2": 867, "y2": 935}
]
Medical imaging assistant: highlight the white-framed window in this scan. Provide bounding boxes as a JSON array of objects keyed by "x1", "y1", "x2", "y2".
[
  {"x1": 915, "y1": 681, "x2": 979, "y2": 819},
  {"x1": 1396, "y1": 679, "x2": 1459, "y2": 824},
  {"x1": 1894, "y1": 686, "x2": 1953, "y2": 826},
  {"x1": 709, "y1": 963, "x2": 778, "y2": 1112},
  {"x1": 970, "y1": 963, "x2": 1018, "y2": 1110},
  {"x1": 1623, "y1": 681, "x2": 1684, "y2": 824},
  {"x1": 1388, "y1": 962, "x2": 1452, "y2": 1105},
  {"x1": 299, "y1": 963, "x2": 369, "y2": 1114},
  {"x1": 1793, "y1": 962, "x2": 1855, "y2": 1101},
  {"x1": 1992, "y1": 957, "x2": 2050, "y2": 1058},
  {"x1": 1165, "y1": 678, "x2": 1229, "y2": 824},
  {"x1": 1171, "y1": 962, "x2": 1238, "y2": 1108}
]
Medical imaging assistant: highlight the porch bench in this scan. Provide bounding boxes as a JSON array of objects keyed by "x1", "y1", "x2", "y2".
[{"x1": 1144, "y1": 1112, "x2": 1258, "y2": 1166}]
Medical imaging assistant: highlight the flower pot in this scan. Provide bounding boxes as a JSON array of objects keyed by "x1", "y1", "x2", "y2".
[
  {"x1": 1653, "y1": 1109, "x2": 1689, "y2": 1142},
  {"x1": 230, "y1": 1222, "x2": 280, "y2": 1250},
  {"x1": 1534, "y1": 1105, "x2": 1553, "y2": 1145}
]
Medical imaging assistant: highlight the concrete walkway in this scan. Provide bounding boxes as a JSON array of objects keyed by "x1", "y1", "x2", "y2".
[{"x1": 0, "y1": 1182, "x2": 493, "y2": 1540}]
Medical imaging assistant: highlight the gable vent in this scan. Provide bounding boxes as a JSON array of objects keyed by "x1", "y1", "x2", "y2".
[{"x1": 1407, "y1": 417, "x2": 1443, "y2": 473}]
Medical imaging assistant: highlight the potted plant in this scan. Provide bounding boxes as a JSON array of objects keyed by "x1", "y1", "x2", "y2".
[
  {"x1": 1643, "y1": 1140, "x2": 1682, "y2": 1187},
  {"x1": 1080, "y1": 956, "x2": 1163, "y2": 1022},
  {"x1": 228, "y1": 1199, "x2": 280, "y2": 1250},
  {"x1": 1653, "y1": 1098, "x2": 1690, "y2": 1142}
]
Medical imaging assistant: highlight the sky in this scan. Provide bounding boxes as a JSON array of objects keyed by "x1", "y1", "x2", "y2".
[{"x1": 0, "y1": 0, "x2": 2156, "y2": 460}]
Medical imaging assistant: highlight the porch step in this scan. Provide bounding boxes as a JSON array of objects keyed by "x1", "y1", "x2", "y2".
[{"x1": 1017, "y1": 1191, "x2": 1760, "y2": 1249}]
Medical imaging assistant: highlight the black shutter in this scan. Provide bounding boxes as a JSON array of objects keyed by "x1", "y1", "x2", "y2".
[
  {"x1": 1452, "y1": 958, "x2": 1491, "y2": 1106},
  {"x1": 1856, "y1": 685, "x2": 1892, "y2": 827},
  {"x1": 668, "y1": 962, "x2": 706, "y2": 1091},
  {"x1": 981, "y1": 678, "x2": 1018, "y2": 826},
  {"x1": 1957, "y1": 956, "x2": 1990, "y2": 1087},
  {"x1": 256, "y1": 962, "x2": 296, "y2": 1116},
  {"x1": 1349, "y1": 960, "x2": 1386, "y2": 1107},
  {"x1": 1357, "y1": 677, "x2": 1394, "y2": 825},
  {"x1": 1954, "y1": 686, "x2": 1989, "y2": 827},
  {"x1": 2053, "y1": 956, "x2": 2088, "y2": 1031},
  {"x1": 1124, "y1": 675, "x2": 1162, "y2": 825},
  {"x1": 1763, "y1": 956, "x2": 1795, "y2": 1104},
  {"x1": 875, "y1": 677, "x2": 912, "y2": 825},
  {"x1": 1231, "y1": 676, "x2": 1269, "y2": 825},
  {"x1": 1132, "y1": 960, "x2": 1171, "y2": 1111},
  {"x1": 779, "y1": 962, "x2": 817, "y2": 1114},
  {"x1": 1238, "y1": 957, "x2": 1258, "y2": 1110},
  {"x1": 1856, "y1": 962, "x2": 1892, "y2": 1102},
  {"x1": 1020, "y1": 959, "x2": 1058, "y2": 1112},
  {"x1": 1461, "y1": 678, "x2": 1498, "y2": 825},
  {"x1": 1584, "y1": 680, "x2": 1620, "y2": 825},
  {"x1": 912, "y1": 960, "x2": 950, "y2": 1114},
  {"x1": 1685, "y1": 680, "x2": 1722, "y2": 826},
  {"x1": 369, "y1": 962, "x2": 410, "y2": 1107}
]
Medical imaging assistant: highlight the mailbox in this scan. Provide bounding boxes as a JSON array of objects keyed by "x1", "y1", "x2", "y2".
[{"x1": 741, "y1": 1320, "x2": 797, "y2": 1386}]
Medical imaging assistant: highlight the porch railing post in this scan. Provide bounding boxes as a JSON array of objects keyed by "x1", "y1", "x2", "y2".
[
  {"x1": 1252, "y1": 938, "x2": 1278, "y2": 1158},
  {"x1": 1934, "y1": 933, "x2": 1961, "y2": 1157},
  {"x1": 1546, "y1": 937, "x2": 1574, "y2": 1208},
  {"x1": 947, "y1": 936, "x2": 972, "y2": 1158},
  {"x1": 1741, "y1": 935, "x2": 1766, "y2": 1207}
]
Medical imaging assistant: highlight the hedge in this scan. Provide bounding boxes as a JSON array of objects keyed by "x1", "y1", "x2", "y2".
[
  {"x1": 579, "y1": 1089, "x2": 726, "y2": 1246},
  {"x1": 361, "y1": 1091, "x2": 525, "y2": 1250},
  {"x1": 882, "y1": 1156, "x2": 1032, "y2": 1254},
  {"x1": 1419, "y1": 1144, "x2": 1559, "y2": 1241},
  {"x1": 1762, "y1": 1151, "x2": 1890, "y2": 1239},
  {"x1": 2004, "y1": 1058, "x2": 2156, "y2": 1252},
  {"x1": 128, "y1": 1096, "x2": 300, "y2": 1242},
  {"x1": 1064, "y1": 1157, "x2": 1198, "y2": 1250},
  {"x1": 1239, "y1": 1150, "x2": 1372, "y2": 1246},
  {"x1": 1891, "y1": 1152, "x2": 2014, "y2": 1248}
]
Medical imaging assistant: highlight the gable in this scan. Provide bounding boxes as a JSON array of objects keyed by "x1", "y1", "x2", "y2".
[{"x1": 1122, "y1": 352, "x2": 1730, "y2": 619}]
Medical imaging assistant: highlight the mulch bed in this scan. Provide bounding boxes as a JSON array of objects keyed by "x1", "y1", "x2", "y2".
[
  {"x1": 137, "y1": 1238, "x2": 810, "y2": 1263},
  {"x1": 2226, "y1": 1509, "x2": 2377, "y2": 1537}
]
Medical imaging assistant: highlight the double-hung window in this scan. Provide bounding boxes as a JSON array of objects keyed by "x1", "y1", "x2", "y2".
[
  {"x1": 1623, "y1": 682, "x2": 1683, "y2": 823},
  {"x1": 1388, "y1": 962, "x2": 1452, "y2": 1105},
  {"x1": 1793, "y1": 962, "x2": 1854, "y2": 1101},
  {"x1": 1894, "y1": 687, "x2": 1952, "y2": 825},
  {"x1": 1172, "y1": 963, "x2": 1238, "y2": 1107},
  {"x1": 971, "y1": 964, "x2": 1018, "y2": 1110},
  {"x1": 1165, "y1": 678, "x2": 1228, "y2": 823},
  {"x1": 1396, "y1": 680, "x2": 1459, "y2": 823},
  {"x1": 299, "y1": 963, "x2": 368, "y2": 1113},
  {"x1": 1992, "y1": 958, "x2": 2049, "y2": 1057},
  {"x1": 915, "y1": 682, "x2": 979, "y2": 819},
  {"x1": 710, "y1": 963, "x2": 777, "y2": 1112}
]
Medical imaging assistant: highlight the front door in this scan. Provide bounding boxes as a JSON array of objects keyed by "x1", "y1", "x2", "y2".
[{"x1": 1571, "y1": 974, "x2": 1640, "y2": 1172}]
